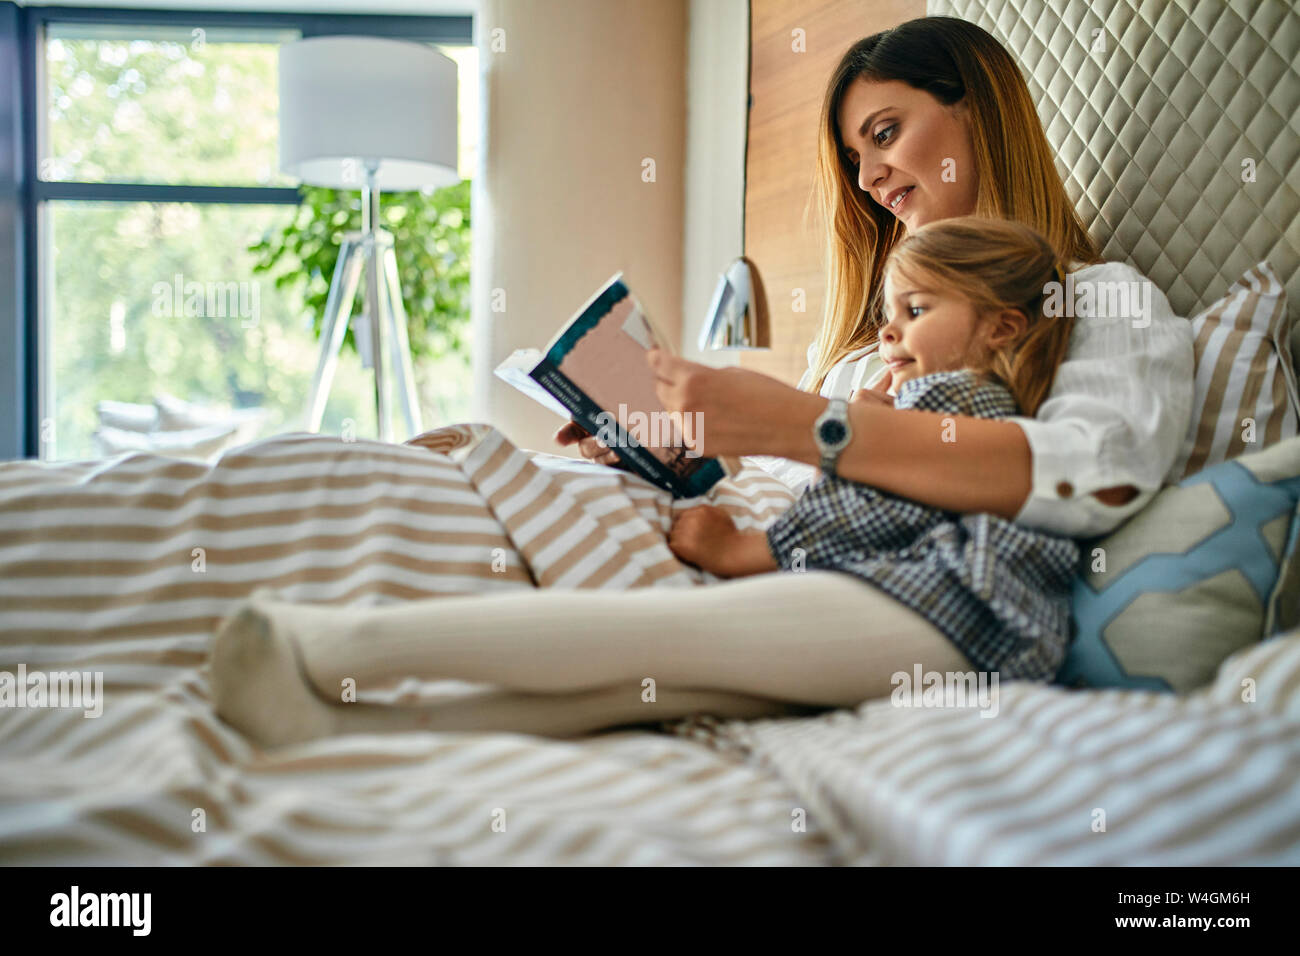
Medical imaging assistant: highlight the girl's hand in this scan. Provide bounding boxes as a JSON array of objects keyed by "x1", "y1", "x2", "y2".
[
  {"x1": 850, "y1": 369, "x2": 895, "y2": 406},
  {"x1": 668, "y1": 505, "x2": 742, "y2": 575},
  {"x1": 669, "y1": 504, "x2": 777, "y2": 577},
  {"x1": 553, "y1": 421, "x2": 627, "y2": 469},
  {"x1": 646, "y1": 348, "x2": 823, "y2": 458}
]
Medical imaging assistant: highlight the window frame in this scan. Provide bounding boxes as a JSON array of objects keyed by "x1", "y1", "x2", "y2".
[{"x1": 5, "y1": 3, "x2": 473, "y2": 459}]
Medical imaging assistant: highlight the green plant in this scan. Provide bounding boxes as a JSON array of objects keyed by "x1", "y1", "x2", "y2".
[{"x1": 248, "y1": 179, "x2": 472, "y2": 363}]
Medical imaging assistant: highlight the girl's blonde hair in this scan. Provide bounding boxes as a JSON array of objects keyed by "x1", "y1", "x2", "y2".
[
  {"x1": 885, "y1": 216, "x2": 1072, "y2": 417},
  {"x1": 805, "y1": 15, "x2": 1101, "y2": 393}
]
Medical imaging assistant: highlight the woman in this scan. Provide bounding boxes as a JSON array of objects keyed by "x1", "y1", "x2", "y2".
[{"x1": 211, "y1": 16, "x2": 1193, "y2": 746}]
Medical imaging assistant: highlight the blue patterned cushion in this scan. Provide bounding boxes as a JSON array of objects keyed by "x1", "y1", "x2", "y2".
[{"x1": 1055, "y1": 438, "x2": 1300, "y2": 692}]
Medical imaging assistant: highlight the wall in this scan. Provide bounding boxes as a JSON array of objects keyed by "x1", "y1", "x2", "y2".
[
  {"x1": 471, "y1": 0, "x2": 688, "y2": 454},
  {"x1": 681, "y1": 0, "x2": 749, "y2": 366}
]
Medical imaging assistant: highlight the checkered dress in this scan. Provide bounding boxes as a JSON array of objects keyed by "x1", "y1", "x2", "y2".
[{"x1": 765, "y1": 370, "x2": 1079, "y2": 681}]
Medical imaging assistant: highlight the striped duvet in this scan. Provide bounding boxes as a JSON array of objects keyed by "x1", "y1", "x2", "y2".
[{"x1": 1, "y1": 424, "x2": 1297, "y2": 864}]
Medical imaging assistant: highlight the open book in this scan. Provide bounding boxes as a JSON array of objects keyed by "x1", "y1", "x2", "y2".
[{"x1": 494, "y1": 272, "x2": 741, "y2": 498}]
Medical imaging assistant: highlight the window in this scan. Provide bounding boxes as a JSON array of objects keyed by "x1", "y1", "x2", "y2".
[{"x1": 8, "y1": 7, "x2": 475, "y2": 460}]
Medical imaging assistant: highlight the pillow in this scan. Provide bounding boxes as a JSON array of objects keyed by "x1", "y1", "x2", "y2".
[
  {"x1": 96, "y1": 399, "x2": 159, "y2": 433},
  {"x1": 154, "y1": 392, "x2": 266, "y2": 433},
  {"x1": 93, "y1": 421, "x2": 244, "y2": 460},
  {"x1": 1055, "y1": 437, "x2": 1300, "y2": 693},
  {"x1": 1167, "y1": 262, "x2": 1297, "y2": 481}
]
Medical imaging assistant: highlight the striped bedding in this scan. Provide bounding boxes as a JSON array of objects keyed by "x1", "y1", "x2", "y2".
[
  {"x1": 2, "y1": 423, "x2": 1297, "y2": 864},
  {"x1": 685, "y1": 630, "x2": 1300, "y2": 865},
  {"x1": 0, "y1": 424, "x2": 823, "y2": 864}
]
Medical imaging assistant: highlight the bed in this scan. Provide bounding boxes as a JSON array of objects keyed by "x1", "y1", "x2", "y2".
[
  {"x1": 4, "y1": 423, "x2": 1296, "y2": 865},
  {"x1": 2, "y1": 0, "x2": 1299, "y2": 865}
]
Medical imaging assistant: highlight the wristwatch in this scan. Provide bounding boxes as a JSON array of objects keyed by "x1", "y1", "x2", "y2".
[{"x1": 813, "y1": 397, "x2": 853, "y2": 476}]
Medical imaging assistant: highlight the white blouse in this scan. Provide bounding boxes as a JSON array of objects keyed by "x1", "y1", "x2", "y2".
[{"x1": 747, "y1": 260, "x2": 1195, "y2": 538}]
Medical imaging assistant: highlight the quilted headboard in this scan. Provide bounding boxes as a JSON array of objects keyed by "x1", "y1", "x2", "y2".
[{"x1": 930, "y1": 0, "x2": 1300, "y2": 345}]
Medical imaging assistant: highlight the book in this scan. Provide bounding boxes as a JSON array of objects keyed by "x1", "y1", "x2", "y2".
[{"x1": 494, "y1": 272, "x2": 741, "y2": 498}]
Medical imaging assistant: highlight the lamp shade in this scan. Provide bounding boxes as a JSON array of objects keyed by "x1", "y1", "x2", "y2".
[
  {"x1": 278, "y1": 36, "x2": 460, "y2": 191},
  {"x1": 698, "y1": 257, "x2": 770, "y2": 350}
]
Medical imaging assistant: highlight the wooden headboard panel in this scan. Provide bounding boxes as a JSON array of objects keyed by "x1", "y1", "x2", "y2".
[{"x1": 741, "y1": 0, "x2": 925, "y2": 385}]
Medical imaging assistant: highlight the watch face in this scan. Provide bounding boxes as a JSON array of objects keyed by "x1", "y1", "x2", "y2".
[{"x1": 819, "y1": 420, "x2": 847, "y2": 446}]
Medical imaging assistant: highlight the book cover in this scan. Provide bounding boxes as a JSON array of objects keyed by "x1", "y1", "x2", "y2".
[{"x1": 494, "y1": 272, "x2": 738, "y2": 498}]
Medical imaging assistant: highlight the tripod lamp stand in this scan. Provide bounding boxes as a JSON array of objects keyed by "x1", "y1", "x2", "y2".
[{"x1": 278, "y1": 36, "x2": 460, "y2": 442}]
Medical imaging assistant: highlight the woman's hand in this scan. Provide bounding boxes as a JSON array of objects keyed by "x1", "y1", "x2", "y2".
[
  {"x1": 553, "y1": 421, "x2": 627, "y2": 469},
  {"x1": 668, "y1": 504, "x2": 778, "y2": 577},
  {"x1": 646, "y1": 348, "x2": 824, "y2": 459}
]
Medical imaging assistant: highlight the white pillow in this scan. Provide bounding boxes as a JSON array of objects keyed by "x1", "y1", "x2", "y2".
[
  {"x1": 154, "y1": 392, "x2": 267, "y2": 433},
  {"x1": 96, "y1": 400, "x2": 159, "y2": 433},
  {"x1": 94, "y1": 421, "x2": 244, "y2": 460}
]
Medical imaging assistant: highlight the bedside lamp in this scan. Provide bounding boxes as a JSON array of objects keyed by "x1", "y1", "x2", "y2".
[{"x1": 698, "y1": 255, "x2": 771, "y2": 351}]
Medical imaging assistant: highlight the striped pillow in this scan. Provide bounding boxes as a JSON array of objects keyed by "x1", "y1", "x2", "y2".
[{"x1": 1169, "y1": 262, "x2": 1297, "y2": 481}]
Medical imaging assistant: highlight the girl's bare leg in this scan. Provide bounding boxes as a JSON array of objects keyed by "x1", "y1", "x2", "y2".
[{"x1": 210, "y1": 571, "x2": 973, "y2": 747}]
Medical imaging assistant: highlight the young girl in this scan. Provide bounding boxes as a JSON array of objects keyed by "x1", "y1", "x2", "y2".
[{"x1": 667, "y1": 216, "x2": 1081, "y2": 681}]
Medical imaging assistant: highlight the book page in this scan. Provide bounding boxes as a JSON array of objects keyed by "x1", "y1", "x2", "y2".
[{"x1": 557, "y1": 294, "x2": 709, "y2": 482}]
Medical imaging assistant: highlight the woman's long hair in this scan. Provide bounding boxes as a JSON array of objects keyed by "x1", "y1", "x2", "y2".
[
  {"x1": 805, "y1": 15, "x2": 1101, "y2": 393},
  {"x1": 886, "y1": 217, "x2": 1074, "y2": 417}
]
